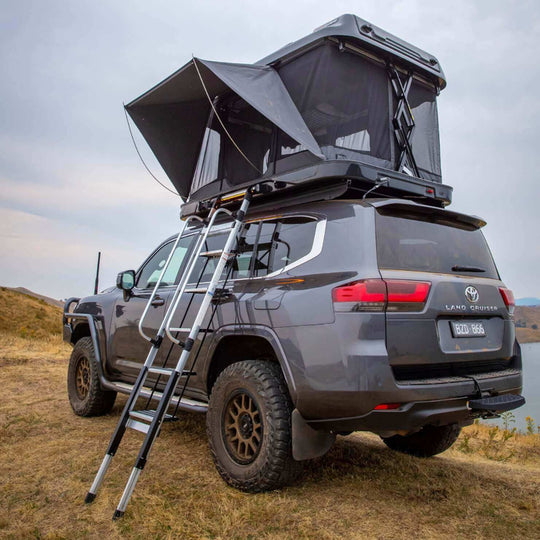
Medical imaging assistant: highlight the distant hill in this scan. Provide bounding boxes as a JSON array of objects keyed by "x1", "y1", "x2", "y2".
[
  {"x1": 516, "y1": 297, "x2": 540, "y2": 307},
  {"x1": 5, "y1": 286, "x2": 63, "y2": 308},
  {"x1": 515, "y1": 305, "x2": 540, "y2": 344},
  {"x1": 0, "y1": 287, "x2": 63, "y2": 339}
]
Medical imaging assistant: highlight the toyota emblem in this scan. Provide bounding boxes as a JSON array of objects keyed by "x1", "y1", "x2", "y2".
[{"x1": 465, "y1": 286, "x2": 479, "y2": 303}]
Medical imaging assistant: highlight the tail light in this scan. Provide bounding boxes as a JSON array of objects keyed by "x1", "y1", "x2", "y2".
[
  {"x1": 499, "y1": 287, "x2": 515, "y2": 314},
  {"x1": 332, "y1": 279, "x2": 431, "y2": 312},
  {"x1": 374, "y1": 403, "x2": 401, "y2": 410},
  {"x1": 332, "y1": 279, "x2": 386, "y2": 311}
]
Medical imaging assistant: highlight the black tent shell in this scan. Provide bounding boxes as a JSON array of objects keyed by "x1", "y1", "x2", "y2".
[{"x1": 259, "y1": 14, "x2": 446, "y2": 89}]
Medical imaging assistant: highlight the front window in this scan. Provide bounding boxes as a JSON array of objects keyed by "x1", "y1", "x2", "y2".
[{"x1": 136, "y1": 236, "x2": 193, "y2": 289}]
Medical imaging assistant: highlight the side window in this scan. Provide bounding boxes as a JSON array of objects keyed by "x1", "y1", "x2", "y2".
[
  {"x1": 179, "y1": 216, "x2": 319, "y2": 284},
  {"x1": 239, "y1": 216, "x2": 319, "y2": 278},
  {"x1": 252, "y1": 221, "x2": 276, "y2": 277},
  {"x1": 234, "y1": 222, "x2": 259, "y2": 279},
  {"x1": 136, "y1": 236, "x2": 193, "y2": 289},
  {"x1": 268, "y1": 217, "x2": 317, "y2": 274}
]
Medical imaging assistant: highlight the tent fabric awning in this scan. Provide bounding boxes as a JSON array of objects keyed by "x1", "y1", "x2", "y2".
[{"x1": 125, "y1": 58, "x2": 322, "y2": 199}]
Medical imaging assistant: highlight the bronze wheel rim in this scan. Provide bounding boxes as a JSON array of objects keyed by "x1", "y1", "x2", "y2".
[
  {"x1": 223, "y1": 391, "x2": 263, "y2": 464},
  {"x1": 75, "y1": 356, "x2": 91, "y2": 400}
]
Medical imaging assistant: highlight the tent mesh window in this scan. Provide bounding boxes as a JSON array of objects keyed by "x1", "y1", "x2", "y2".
[
  {"x1": 405, "y1": 80, "x2": 442, "y2": 182},
  {"x1": 277, "y1": 42, "x2": 392, "y2": 169},
  {"x1": 192, "y1": 95, "x2": 273, "y2": 195}
]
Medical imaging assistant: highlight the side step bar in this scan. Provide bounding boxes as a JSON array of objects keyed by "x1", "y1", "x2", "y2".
[{"x1": 101, "y1": 380, "x2": 208, "y2": 414}]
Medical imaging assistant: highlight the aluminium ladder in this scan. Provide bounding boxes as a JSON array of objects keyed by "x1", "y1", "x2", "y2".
[{"x1": 85, "y1": 189, "x2": 252, "y2": 520}]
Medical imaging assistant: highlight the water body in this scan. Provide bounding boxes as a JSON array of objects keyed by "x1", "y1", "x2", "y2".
[{"x1": 484, "y1": 341, "x2": 540, "y2": 432}]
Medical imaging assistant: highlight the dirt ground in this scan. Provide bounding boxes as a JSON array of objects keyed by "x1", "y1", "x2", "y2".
[{"x1": 0, "y1": 342, "x2": 539, "y2": 540}]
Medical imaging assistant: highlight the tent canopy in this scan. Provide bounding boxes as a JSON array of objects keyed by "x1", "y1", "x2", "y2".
[{"x1": 126, "y1": 58, "x2": 322, "y2": 199}]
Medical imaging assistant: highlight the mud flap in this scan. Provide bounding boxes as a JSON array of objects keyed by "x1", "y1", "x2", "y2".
[{"x1": 291, "y1": 409, "x2": 336, "y2": 461}]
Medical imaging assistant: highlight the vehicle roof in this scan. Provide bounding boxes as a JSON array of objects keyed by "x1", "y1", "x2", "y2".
[{"x1": 164, "y1": 199, "x2": 484, "y2": 244}]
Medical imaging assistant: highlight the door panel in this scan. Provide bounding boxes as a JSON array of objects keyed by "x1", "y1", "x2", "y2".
[
  {"x1": 109, "y1": 236, "x2": 194, "y2": 382},
  {"x1": 109, "y1": 290, "x2": 172, "y2": 381}
]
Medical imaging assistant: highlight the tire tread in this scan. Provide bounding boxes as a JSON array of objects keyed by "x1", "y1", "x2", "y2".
[
  {"x1": 206, "y1": 360, "x2": 302, "y2": 492},
  {"x1": 67, "y1": 337, "x2": 116, "y2": 417}
]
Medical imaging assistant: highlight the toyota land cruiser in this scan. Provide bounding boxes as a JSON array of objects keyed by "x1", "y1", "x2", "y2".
[{"x1": 64, "y1": 197, "x2": 523, "y2": 491}]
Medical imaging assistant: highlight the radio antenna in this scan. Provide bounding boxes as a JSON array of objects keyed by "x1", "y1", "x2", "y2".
[{"x1": 94, "y1": 251, "x2": 101, "y2": 295}]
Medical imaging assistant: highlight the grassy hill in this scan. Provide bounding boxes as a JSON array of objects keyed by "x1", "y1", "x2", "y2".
[
  {"x1": 0, "y1": 287, "x2": 538, "y2": 538},
  {"x1": 5, "y1": 286, "x2": 64, "y2": 308},
  {"x1": 0, "y1": 286, "x2": 63, "y2": 339},
  {"x1": 515, "y1": 305, "x2": 540, "y2": 343},
  {"x1": 0, "y1": 287, "x2": 69, "y2": 360}
]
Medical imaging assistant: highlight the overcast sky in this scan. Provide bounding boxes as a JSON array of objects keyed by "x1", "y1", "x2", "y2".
[{"x1": 1, "y1": 0, "x2": 539, "y2": 300}]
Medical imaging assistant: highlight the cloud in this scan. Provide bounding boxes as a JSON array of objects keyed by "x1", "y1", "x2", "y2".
[{"x1": 1, "y1": 0, "x2": 539, "y2": 300}]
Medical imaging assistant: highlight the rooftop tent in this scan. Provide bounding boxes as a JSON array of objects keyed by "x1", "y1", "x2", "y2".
[
  {"x1": 125, "y1": 59, "x2": 322, "y2": 200},
  {"x1": 126, "y1": 14, "x2": 451, "y2": 207}
]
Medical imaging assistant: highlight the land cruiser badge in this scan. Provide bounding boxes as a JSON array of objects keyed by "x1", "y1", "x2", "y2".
[{"x1": 465, "y1": 286, "x2": 479, "y2": 303}]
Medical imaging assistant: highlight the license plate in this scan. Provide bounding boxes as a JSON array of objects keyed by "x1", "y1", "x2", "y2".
[{"x1": 450, "y1": 320, "x2": 486, "y2": 338}]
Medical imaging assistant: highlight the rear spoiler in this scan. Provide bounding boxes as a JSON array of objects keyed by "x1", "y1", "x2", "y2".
[{"x1": 367, "y1": 199, "x2": 486, "y2": 230}]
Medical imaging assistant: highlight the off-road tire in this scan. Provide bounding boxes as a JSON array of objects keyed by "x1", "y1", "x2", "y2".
[
  {"x1": 381, "y1": 423, "x2": 461, "y2": 457},
  {"x1": 206, "y1": 360, "x2": 303, "y2": 492},
  {"x1": 67, "y1": 337, "x2": 116, "y2": 417}
]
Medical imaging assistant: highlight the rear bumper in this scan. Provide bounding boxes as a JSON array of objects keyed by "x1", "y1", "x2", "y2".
[
  {"x1": 307, "y1": 385, "x2": 523, "y2": 435},
  {"x1": 277, "y1": 322, "x2": 523, "y2": 435}
]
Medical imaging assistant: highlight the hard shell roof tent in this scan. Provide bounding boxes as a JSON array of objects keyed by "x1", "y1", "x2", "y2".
[{"x1": 126, "y1": 14, "x2": 452, "y2": 214}]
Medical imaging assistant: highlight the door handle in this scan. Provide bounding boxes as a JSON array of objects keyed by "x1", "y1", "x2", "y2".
[{"x1": 151, "y1": 297, "x2": 165, "y2": 307}]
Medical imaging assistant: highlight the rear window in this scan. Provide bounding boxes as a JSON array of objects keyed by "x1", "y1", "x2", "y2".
[{"x1": 376, "y1": 211, "x2": 499, "y2": 279}]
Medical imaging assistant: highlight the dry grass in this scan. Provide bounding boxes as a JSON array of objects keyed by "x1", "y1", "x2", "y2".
[
  {"x1": 0, "y1": 350, "x2": 539, "y2": 539},
  {"x1": 0, "y1": 288, "x2": 538, "y2": 538}
]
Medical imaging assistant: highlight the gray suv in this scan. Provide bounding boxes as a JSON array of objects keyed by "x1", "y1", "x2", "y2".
[{"x1": 64, "y1": 197, "x2": 523, "y2": 491}]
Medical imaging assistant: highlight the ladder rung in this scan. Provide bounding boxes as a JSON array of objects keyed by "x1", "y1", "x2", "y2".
[
  {"x1": 146, "y1": 368, "x2": 197, "y2": 378},
  {"x1": 148, "y1": 366, "x2": 174, "y2": 376},
  {"x1": 168, "y1": 327, "x2": 213, "y2": 334},
  {"x1": 126, "y1": 418, "x2": 149, "y2": 434},
  {"x1": 199, "y1": 250, "x2": 223, "y2": 258},
  {"x1": 129, "y1": 410, "x2": 177, "y2": 423},
  {"x1": 184, "y1": 287, "x2": 208, "y2": 294}
]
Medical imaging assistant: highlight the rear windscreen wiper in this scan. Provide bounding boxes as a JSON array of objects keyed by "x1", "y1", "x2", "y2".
[{"x1": 452, "y1": 265, "x2": 485, "y2": 273}]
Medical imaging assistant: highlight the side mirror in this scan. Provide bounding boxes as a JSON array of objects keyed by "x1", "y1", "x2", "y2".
[{"x1": 116, "y1": 270, "x2": 135, "y2": 292}]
